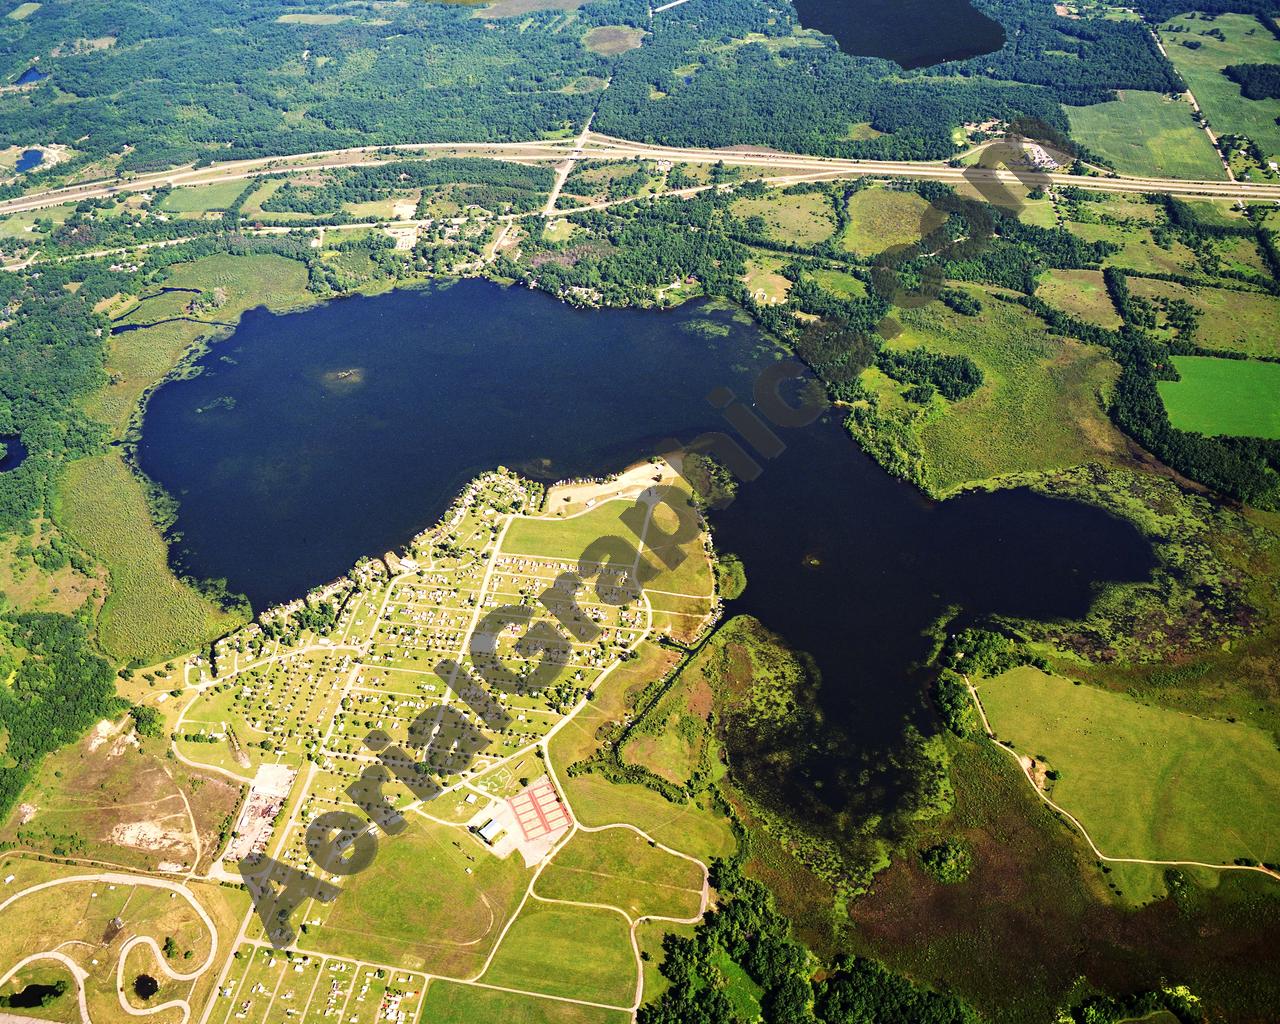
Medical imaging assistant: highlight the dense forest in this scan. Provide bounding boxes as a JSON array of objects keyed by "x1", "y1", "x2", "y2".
[{"x1": 0, "y1": 0, "x2": 1213, "y2": 176}]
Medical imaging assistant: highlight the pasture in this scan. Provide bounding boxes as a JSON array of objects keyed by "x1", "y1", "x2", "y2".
[
  {"x1": 980, "y1": 666, "x2": 1280, "y2": 871},
  {"x1": 1157, "y1": 356, "x2": 1280, "y2": 439},
  {"x1": 159, "y1": 180, "x2": 248, "y2": 214},
  {"x1": 1067, "y1": 90, "x2": 1223, "y2": 179},
  {"x1": 7, "y1": 2, "x2": 39, "y2": 19},
  {"x1": 884, "y1": 290, "x2": 1125, "y2": 493},
  {"x1": 1161, "y1": 12, "x2": 1280, "y2": 165}
]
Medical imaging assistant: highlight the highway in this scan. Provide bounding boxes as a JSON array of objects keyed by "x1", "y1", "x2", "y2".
[{"x1": 3, "y1": 130, "x2": 1279, "y2": 220}]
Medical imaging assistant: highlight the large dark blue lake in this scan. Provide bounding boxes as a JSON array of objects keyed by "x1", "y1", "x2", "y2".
[
  {"x1": 139, "y1": 279, "x2": 1154, "y2": 747},
  {"x1": 793, "y1": 0, "x2": 1005, "y2": 69}
]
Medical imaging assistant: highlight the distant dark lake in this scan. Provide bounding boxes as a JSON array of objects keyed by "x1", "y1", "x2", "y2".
[
  {"x1": 15, "y1": 66, "x2": 47, "y2": 85},
  {"x1": 139, "y1": 279, "x2": 1154, "y2": 753},
  {"x1": 0, "y1": 434, "x2": 26, "y2": 473},
  {"x1": 15, "y1": 148, "x2": 42, "y2": 173},
  {"x1": 792, "y1": 0, "x2": 1005, "y2": 69}
]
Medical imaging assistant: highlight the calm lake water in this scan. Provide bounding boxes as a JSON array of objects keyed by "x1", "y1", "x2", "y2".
[
  {"x1": 0, "y1": 435, "x2": 27, "y2": 473},
  {"x1": 14, "y1": 148, "x2": 42, "y2": 173},
  {"x1": 140, "y1": 280, "x2": 1154, "y2": 748},
  {"x1": 15, "y1": 66, "x2": 47, "y2": 85},
  {"x1": 793, "y1": 0, "x2": 1005, "y2": 69}
]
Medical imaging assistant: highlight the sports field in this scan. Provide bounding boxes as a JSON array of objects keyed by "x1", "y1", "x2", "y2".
[
  {"x1": 980, "y1": 666, "x2": 1280, "y2": 868},
  {"x1": 1157, "y1": 356, "x2": 1280, "y2": 439},
  {"x1": 1067, "y1": 90, "x2": 1224, "y2": 179}
]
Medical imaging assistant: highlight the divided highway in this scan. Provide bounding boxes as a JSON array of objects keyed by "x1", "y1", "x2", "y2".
[{"x1": 3, "y1": 130, "x2": 1279, "y2": 220}]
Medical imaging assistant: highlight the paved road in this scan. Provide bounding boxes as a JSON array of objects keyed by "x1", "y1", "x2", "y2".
[{"x1": 4, "y1": 131, "x2": 1280, "y2": 220}]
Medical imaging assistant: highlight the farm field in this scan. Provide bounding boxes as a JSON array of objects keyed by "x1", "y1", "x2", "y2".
[
  {"x1": 1066, "y1": 90, "x2": 1224, "y2": 179},
  {"x1": 159, "y1": 180, "x2": 249, "y2": 213},
  {"x1": 980, "y1": 666, "x2": 1280, "y2": 873},
  {"x1": 1157, "y1": 355, "x2": 1280, "y2": 439},
  {"x1": 1160, "y1": 12, "x2": 1280, "y2": 167}
]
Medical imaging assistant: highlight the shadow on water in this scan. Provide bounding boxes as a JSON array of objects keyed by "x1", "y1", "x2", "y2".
[
  {"x1": 138, "y1": 279, "x2": 1154, "y2": 754},
  {"x1": 791, "y1": 0, "x2": 1005, "y2": 69}
]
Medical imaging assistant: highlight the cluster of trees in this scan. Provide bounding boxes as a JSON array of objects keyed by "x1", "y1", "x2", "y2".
[
  {"x1": 641, "y1": 858, "x2": 979, "y2": 1024},
  {"x1": 0, "y1": 980, "x2": 69, "y2": 1009},
  {"x1": 876, "y1": 348, "x2": 984, "y2": 402},
  {"x1": 1224, "y1": 62, "x2": 1280, "y2": 100},
  {"x1": 595, "y1": 6, "x2": 1067, "y2": 162},
  {"x1": 918, "y1": 838, "x2": 975, "y2": 884},
  {"x1": 501, "y1": 191, "x2": 752, "y2": 306}
]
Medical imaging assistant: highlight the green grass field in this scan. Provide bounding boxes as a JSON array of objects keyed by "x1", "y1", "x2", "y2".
[
  {"x1": 419, "y1": 981, "x2": 629, "y2": 1023},
  {"x1": 809, "y1": 268, "x2": 866, "y2": 300},
  {"x1": 7, "y1": 2, "x2": 39, "y2": 19},
  {"x1": 1035, "y1": 269, "x2": 1122, "y2": 328},
  {"x1": 1157, "y1": 355, "x2": 1280, "y2": 439},
  {"x1": 504, "y1": 501, "x2": 636, "y2": 559},
  {"x1": 842, "y1": 187, "x2": 937, "y2": 257},
  {"x1": 1161, "y1": 13, "x2": 1280, "y2": 165},
  {"x1": 1067, "y1": 221, "x2": 1198, "y2": 276},
  {"x1": 303, "y1": 814, "x2": 529, "y2": 975},
  {"x1": 729, "y1": 190, "x2": 835, "y2": 247},
  {"x1": 1067, "y1": 90, "x2": 1223, "y2": 179},
  {"x1": 981, "y1": 666, "x2": 1280, "y2": 870},
  {"x1": 562, "y1": 774, "x2": 737, "y2": 864},
  {"x1": 535, "y1": 826, "x2": 704, "y2": 919},
  {"x1": 158, "y1": 180, "x2": 248, "y2": 214},
  {"x1": 481, "y1": 904, "x2": 636, "y2": 1006}
]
